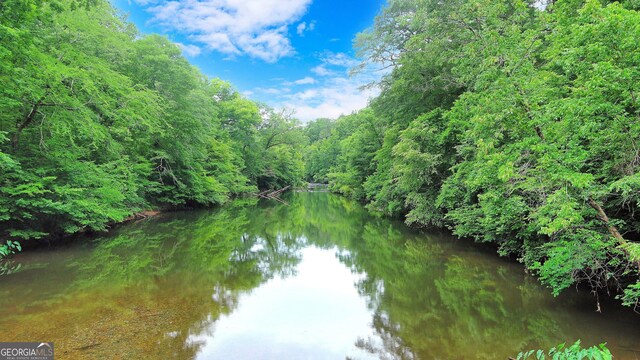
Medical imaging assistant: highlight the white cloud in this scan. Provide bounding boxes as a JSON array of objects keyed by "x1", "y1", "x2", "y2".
[
  {"x1": 247, "y1": 52, "x2": 384, "y2": 123},
  {"x1": 310, "y1": 52, "x2": 358, "y2": 77},
  {"x1": 321, "y1": 51, "x2": 359, "y2": 68},
  {"x1": 133, "y1": 0, "x2": 158, "y2": 5},
  {"x1": 143, "y1": 0, "x2": 312, "y2": 62},
  {"x1": 255, "y1": 87, "x2": 291, "y2": 95},
  {"x1": 191, "y1": 33, "x2": 240, "y2": 55},
  {"x1": 284, "y1": 76, "x2": 316, "y2": 86},
  {"x1": 174, "y1": 42, "x2": 202, "y2": 57},
  {"x1": 296, "y1": 21, "x2": 315, "y2": 36},
  {"x1": 296, "y1": 89, "x2": 319, "y2": 100},
  {"x1": 311, "y1": 65, "x2": 334, "y2": 77},
  {"x1": 264, "y1": 88, "x2": 284, "y2": 95},
  {"x1": 296, "y1": 22, "x2": 307, "y2": 36},
  {"x1": 278, "y1": 53, "x2": 382, "y2": 122},
  {"x1": 295, "y1": 77, "x2": 316, "y2": 85},
  {"x1": 280, "y1": 75, "x2": 379, "y2": 122}
]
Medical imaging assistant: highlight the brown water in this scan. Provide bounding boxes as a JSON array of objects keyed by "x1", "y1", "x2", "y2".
[{"x1": 1, "y1": 192, "x2": 640, "y2": 359}]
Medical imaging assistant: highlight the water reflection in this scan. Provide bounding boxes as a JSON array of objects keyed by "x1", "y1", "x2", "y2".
[
  {"x1": 0, "y1": 193, "x2": 639, "y2": 359},
  {"x1": 191, "y1": 247, "x2": 375, "y2": 360}
]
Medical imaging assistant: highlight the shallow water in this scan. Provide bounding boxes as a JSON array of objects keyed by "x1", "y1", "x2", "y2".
[{"x1": 1, "y1": 192, "x2": 640, "y2": 359}]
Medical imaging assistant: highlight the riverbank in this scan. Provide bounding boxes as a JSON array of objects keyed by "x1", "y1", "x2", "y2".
[{"x1": 0, "y1": 189, "x2": 298, "y2": 257}]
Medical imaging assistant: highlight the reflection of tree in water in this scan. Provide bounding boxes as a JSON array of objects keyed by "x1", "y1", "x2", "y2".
[
  {"x1": 353, "y1": 312, "x2": 416, "y2": 360},
  {"x1": 287, "y1": 194, "x2": 572, "y2": 359},
  {"x1": 0, "y1": 193, "x2": 612, "y2": 359},
  {"x1": 229, "y1": 232, "x2": 302, "y2": 279},
  {"x1": 0, "y1": 198, "x2": 309, "y2": 359},
  {"x1": 337, "y1": 220, "x2": 568, "y2": 360},
  {"x1": 69, "y1": 194, "x2": 640, "y2": 359},
  {"x1": 74, "y1": 200, "x2": 308, "y2": 358}
]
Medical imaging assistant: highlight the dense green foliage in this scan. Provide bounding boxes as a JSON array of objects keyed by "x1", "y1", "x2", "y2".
[
  {"x1": 0, "y1": 0, "x2": 305, "y2": 255},
  {"x1": 305, "y1": 0, "x2": 640, "y2": 308},
  {"x1": 517, "y1": 340, "x2": 612, "y2": 360}
]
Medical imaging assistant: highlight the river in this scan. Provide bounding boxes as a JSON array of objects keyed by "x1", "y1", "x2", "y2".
[{"x1": 1, "y1": 192, "x2": 639, "y2": 359}]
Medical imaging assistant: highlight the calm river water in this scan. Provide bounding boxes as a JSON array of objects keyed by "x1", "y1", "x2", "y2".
[{"x1": 1, "y1": 192, "x2": 640, "y2": 359}]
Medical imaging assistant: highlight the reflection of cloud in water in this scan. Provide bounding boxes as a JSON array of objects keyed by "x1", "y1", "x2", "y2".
[{"x1": 190, "y1": 247, "x2": 378, "y2": 360}]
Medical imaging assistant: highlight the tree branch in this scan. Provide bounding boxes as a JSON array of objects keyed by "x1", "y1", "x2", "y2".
[{"x1": 588, "y1": 197, "x2": 640, "y2": 272}]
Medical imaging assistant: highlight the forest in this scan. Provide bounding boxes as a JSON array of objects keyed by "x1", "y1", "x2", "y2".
[
  {"x1": 0, "y1": 0, "x2": 306, "y2": 254},
  {"x1": 2, "y1": 0, "x2": 640, "y2": 315},
  {"x1": 304, "y1": 0, "x2": 640, "y2": 311}
]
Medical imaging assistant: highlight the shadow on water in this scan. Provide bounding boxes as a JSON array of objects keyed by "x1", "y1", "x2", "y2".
[{"x1": 1, "y1": 192, "x2": 640, "y2": 359}]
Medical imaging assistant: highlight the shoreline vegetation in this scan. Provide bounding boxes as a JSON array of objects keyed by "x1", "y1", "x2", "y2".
[{"x1": 514, "y1": 340, "x2": 612, "y2": 360}]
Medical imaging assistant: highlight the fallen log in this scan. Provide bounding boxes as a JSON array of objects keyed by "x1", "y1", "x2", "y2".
[{"x1": 255, "y1": 185, "x2": 291, "y2": 205}]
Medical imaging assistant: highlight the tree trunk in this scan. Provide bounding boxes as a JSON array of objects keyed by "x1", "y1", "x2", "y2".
[
  {"x1": 588, "y1": 197, "x2": 640, "y2": 271},
  {"x1": 12, "y1": 92, "x2": 49, "y2": 150}
]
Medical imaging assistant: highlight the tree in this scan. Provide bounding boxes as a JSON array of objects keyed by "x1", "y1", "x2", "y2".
[{"x1": 314, "y1": 0, "x2": 640, "y2": 308}]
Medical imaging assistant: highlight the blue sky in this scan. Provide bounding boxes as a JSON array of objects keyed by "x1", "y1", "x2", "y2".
[{"x1": 112, "y1": 0, "x2": 387, "y2": 122}]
